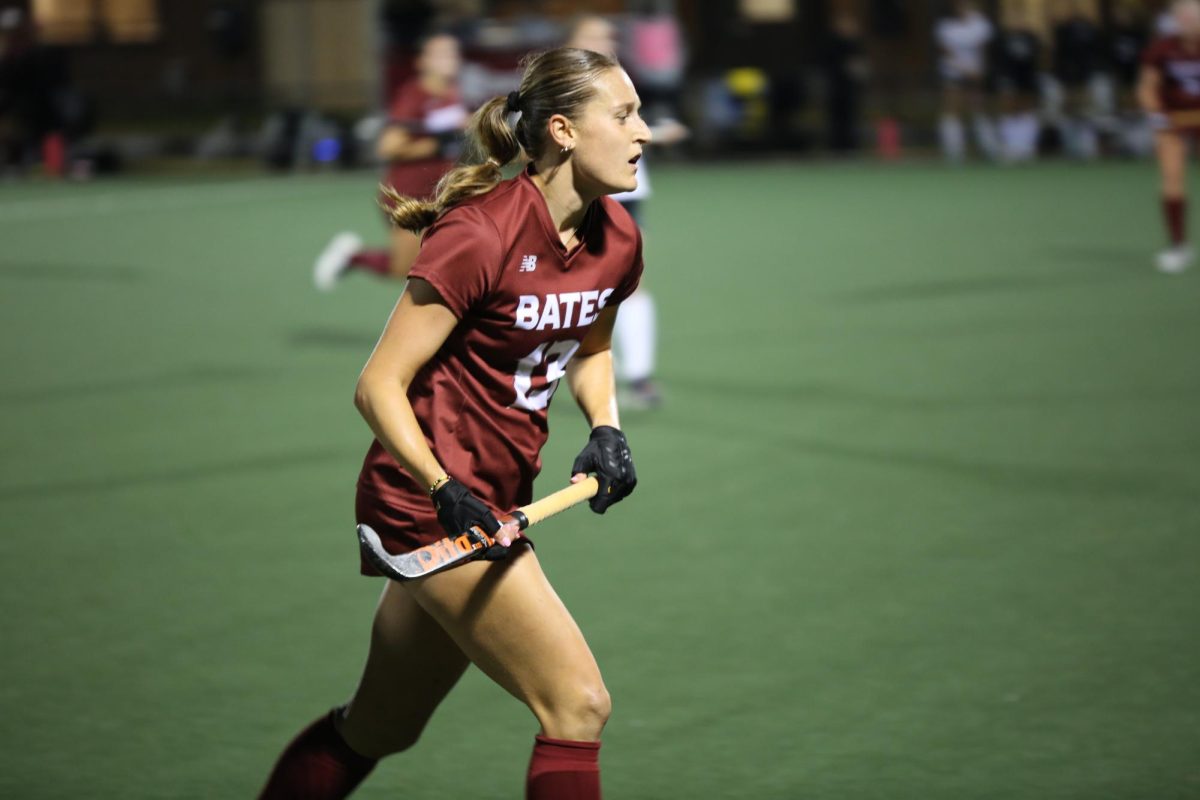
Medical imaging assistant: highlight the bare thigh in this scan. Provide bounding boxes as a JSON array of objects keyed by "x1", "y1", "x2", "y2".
[
  {"x1": 1157, "y1": 131, "x2": 1189, "y2": 197},
  {"x1": 388, "y1": 227, "x2": 423, "y2": 279},
  {"x1": 404, "y1": 545, "x2": 609, "y2": 741},
  {"x1": 338, "y1": 579, "x2": 471, "y2": 759}
]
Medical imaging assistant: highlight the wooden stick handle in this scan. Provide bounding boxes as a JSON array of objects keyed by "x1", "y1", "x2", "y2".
[{"x1": 507, "y1": 477, "x2": 598, "y2": 530}]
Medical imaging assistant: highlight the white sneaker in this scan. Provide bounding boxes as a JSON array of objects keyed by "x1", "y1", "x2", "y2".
[
  {"x1": 313, "y1": 231, "x2": 363, "y2": 291},
  {"x1": 1155, "y1": 244, "x2": 1194, "y2": 274}
]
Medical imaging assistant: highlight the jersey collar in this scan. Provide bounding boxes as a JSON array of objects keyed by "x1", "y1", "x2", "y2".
[{"x1": 520, "y1": 166, "x2": 597, "y2": 266}]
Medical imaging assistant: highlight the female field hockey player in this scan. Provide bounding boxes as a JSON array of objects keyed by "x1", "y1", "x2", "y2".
[
  {"x1": 261, "y1": 46, "x2": 649, "y2": 800},
  {"x1": 313, "y1": 33, "x2": 468, "y2": 289},
  {"x1": 935, "y1": 0, "x2": 996, "y2": 162},
  {"x1": 1139, "y1": 0, "x2": 1200, "y2": 273}
]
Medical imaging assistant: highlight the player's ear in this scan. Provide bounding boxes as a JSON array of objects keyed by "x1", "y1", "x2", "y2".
[{"x1": 547, "y1": 113, "x2": 577, "y2": 154}]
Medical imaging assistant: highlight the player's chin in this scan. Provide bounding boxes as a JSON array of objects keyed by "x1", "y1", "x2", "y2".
[{"x1": 601, "y1": 174, "x2": 638, "y2": 195}]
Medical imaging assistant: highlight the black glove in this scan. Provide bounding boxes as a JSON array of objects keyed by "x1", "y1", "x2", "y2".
[
  {"x1": 570, "y1": 426, "x2": 637, "y2": 514},
  {"x1": 432, "y1": 478, "x2": 502, "y2": 540}
]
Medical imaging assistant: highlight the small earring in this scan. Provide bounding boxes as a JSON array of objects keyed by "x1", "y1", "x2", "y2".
[{"x1": 561, "y1": 145, "x2": 572, "y2": 155}]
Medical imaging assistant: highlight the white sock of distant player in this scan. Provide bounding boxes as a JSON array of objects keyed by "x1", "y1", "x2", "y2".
[
  {"x1": 1063, "y1": 118, "x2": 1098, "y2": 160},
  {"x1": 1000, "y1": 113, "x2": 1039, "y2": 161},
  {"x1": 614, "y1": 291, "x2": 657, "y2": 383},
  {"x1": 939, "y1": 114, "x2": 966, "y2": 162},
  {"x1": 1014, "y1": 112, "x2": 1040, "y2": 160},
  {"x1": 971, "y1": 114, "x2": 999, "y2": 160},
  {"x1": 999, "y1": 115, "x2": 1020, "y2": 161},
  {"x1": 1075, "y1": 120, "x2": 1098, "y2": 160}
]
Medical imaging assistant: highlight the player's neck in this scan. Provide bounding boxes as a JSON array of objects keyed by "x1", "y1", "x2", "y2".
[{"x1": 530, "y1": 164, "x2": 594, "y2": 243}]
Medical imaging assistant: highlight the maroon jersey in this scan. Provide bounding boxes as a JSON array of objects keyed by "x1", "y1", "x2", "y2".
[
  {"x1": 1143, "y1": 36, "x2": 1200, "y2": 111},
  {"x1": 356, "y1": 169, "x2": 643, "y2": 571},
  {"x1": 383, "y1": 80, "x2": 468, "y2": 199}
]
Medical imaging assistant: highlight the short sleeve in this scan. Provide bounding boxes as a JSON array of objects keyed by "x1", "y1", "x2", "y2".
[
  {"x1": 609, "y1": 228, "x2": 644, "y2": 306},
  {"x1": 408, "y1": 206, "x2": 503, "y2": 319}
]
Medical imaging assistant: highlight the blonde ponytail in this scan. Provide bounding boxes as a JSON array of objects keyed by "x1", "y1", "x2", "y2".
[{"x1": 383, "y1": 47, "x2": 618, "y2": 232}]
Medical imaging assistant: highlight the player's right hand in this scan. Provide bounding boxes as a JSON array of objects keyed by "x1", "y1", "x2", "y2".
[{"x1": 432, "y1": 478, "x2": 508, "y2": 544}]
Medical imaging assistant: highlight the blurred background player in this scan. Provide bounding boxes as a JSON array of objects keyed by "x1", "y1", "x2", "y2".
[
  {"x1": 1138, "y1": 0, "x2": 1200, "y2": 273},
  {"x1": 935, "y1": 0, "x2": 997, "y2": 162},
  {"x1": 566, "y1": 13, "x2": 686, "y2": 409},
  {"x1": 313, "y1": 32, "x2": 467, "y2": 290},
  {"x1": 993, "y1": 6, "x2": 1043, "y2": 163},
  {"x1": 1109, "y1": 4, "x2": 1152, "y2": 155},
  {"x1": 0, "y1": 6, "x2": 80, "y2": 178},
  {"x1": 1052, "y1": 0, "x2": 1104, "y2": 159},
  {"x1": 822, "y1": 11, "x2": 869, "y2": 155}
]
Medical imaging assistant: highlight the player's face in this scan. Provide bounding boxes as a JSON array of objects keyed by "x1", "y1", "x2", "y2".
[
  {"x1": 570, "y1": 68, "x2": 651, "y2": 196},
  {"x1": 1176, "y1": 1, "x2": 1200, "y2": 35},
  {"x1": 419, "y1": 36, "x2": 461, "y2": 82}
]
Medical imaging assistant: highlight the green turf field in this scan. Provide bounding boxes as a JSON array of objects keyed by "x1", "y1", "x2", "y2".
[{"x1": 1, "y1": 161, "x2": 1198, "y2": 799}]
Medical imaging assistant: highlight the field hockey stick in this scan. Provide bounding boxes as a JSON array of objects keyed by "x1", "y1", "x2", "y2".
[{"x1": 358, "y1": 476, "x2": 600, "y2": 581}]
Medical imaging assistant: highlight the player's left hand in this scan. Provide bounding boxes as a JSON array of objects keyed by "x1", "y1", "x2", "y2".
[{"x1": 571, "y1": 426, "x2": 637, "y2": 514}]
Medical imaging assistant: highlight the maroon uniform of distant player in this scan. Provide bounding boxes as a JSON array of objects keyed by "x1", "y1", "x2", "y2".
[
  {"x1": 312, "y1": 33, "x2": 467, "y2": 289},
  {"x1": 1139, "y1": 3, "x2": 1200, "y2": 274},
  {"x1": 357, "y1": 169, "x2": 642, "y2": 571},
  {"x1": 381, "y1": 79, "x2": 468, "y2": 201},
  {"x1": 1142, "y1": 35, "x2": 1200, "y2": 117}
]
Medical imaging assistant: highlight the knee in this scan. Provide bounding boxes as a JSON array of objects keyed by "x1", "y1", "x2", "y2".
[
  {"x1": 1163, "y1": 177, "x2": 1186, "y2": 198},
  {"x1": 535, "y1": 682, "x2": 612, "y2": 741}
]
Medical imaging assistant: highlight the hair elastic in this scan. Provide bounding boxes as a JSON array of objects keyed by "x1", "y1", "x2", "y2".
[{"x1": 505, "y1": 91, "x2": 521, "y2": 113}]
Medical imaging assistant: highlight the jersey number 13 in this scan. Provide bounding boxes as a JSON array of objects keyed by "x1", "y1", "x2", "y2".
[{"x1": 512, "y1": 339, "x2": 581, "y2": 411}]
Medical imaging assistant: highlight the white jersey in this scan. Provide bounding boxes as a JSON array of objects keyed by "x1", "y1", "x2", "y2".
[{"x1": 936, "y1": 12, "x2": 993, "y2": 80}]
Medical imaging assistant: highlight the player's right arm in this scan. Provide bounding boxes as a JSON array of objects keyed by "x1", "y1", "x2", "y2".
[
  {"x1": 354, "y1": 278, "x2": 455, "y2": 491},
  {"x1": 355, "y1": 278, "x2": 514, "y2": 544},
  {"x1": 355, "y1": 209, "x2": 515, "y2": 543},
  {"x1": 376, "y1": 125, "x2": 440, "y2": 162}
]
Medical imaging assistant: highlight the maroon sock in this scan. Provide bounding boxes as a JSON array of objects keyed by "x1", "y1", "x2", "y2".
[
  {"x1": 347, "y1": 249, "x2": 391, "y2": 276},
  {"x1": 258, "y1": 709, "x2": 377, "y2": 800},
  {"x1": 526, "y1": 735, "x2": 602, "y2": 800},
  {"x1": 1163, "y1": 196, "x2": 1187, "y2": 246}
]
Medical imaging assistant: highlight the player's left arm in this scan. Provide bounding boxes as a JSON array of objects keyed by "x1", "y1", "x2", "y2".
[
  {"x1": 565, "y1": 306, "x2": 636, "y2": 513},
  {"x1": 566, "y1": 305, "x2": 620, "y2": 430}
]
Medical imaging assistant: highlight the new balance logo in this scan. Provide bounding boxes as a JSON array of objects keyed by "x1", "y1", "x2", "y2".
[{"x1": 519, "y1": 255, "x2": 538, "y2": 273}]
